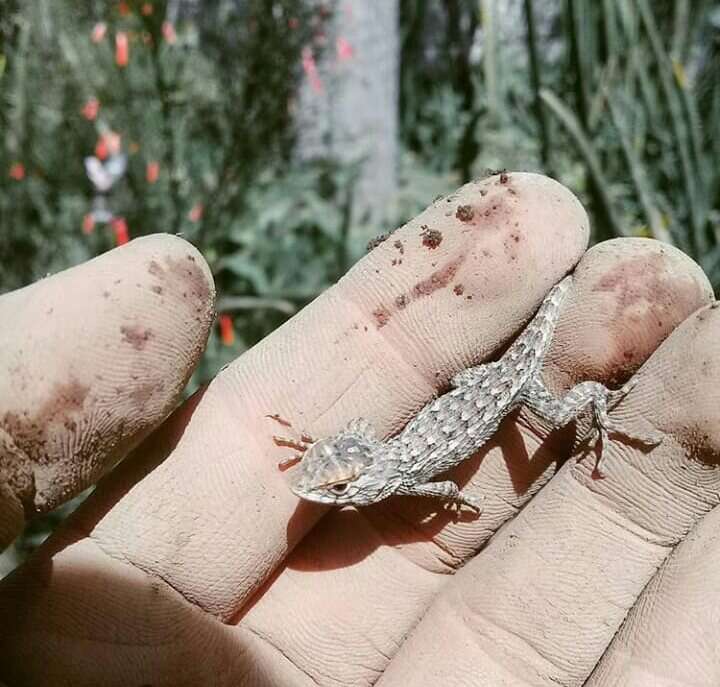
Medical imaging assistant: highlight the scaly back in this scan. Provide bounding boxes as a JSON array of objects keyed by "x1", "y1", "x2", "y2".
[
  {"x1": 500, "y1": 273, "x2": 573, "y2": 390},
  {"x1": 391, "y1": 274, "x2": 574, "y2": 480}
]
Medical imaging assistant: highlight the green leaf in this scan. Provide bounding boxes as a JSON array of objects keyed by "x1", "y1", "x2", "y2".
[{"x1": 216, "y1": 252, "x2": 271, "y2": 294}]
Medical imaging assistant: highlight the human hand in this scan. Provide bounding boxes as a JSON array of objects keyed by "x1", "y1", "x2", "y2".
[{"x1": 2, "y1": 173, "x2": 719, "y2": 686}]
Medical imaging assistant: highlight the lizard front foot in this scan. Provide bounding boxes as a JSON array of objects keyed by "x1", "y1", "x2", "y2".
[{"x1": 444, "y1": 492, "x2": 484, "y2": 515}]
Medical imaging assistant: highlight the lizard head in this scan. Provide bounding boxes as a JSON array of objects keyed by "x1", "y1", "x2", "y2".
[{"x1": 290, "y1": 418, "x2": 398, "y2": 506}]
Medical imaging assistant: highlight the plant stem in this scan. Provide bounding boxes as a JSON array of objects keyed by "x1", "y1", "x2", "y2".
[
  {"x1": 151, "y1": 43, "x2": 182, "y2": 232},
  {"x1": 523, "y1": 0, "x2": 552, "y2": 171},
  {"x1": 481, "y1": 0, "x2": 499, "y2": 122}
]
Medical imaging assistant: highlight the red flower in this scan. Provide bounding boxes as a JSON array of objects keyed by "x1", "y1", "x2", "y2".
[
  {"x1": 141, "y1": 2, "x2": 154, "y2": 15},
  {"x1": 9, "y1": 162, "x2": 25, "y2": 180},
  {"x1": 95, "y1": 131, "x2": 121, "y2": 161},
  {"x1": 112, "y1": 217, "x2": 130, "y2": 246},
  {"x1": 95, "y1": 138, "x2": 109, "y2": 161},
  {"x1": 336, "y1": 36, "x2": 353, "y2": 61},
  {"x1": 81, "y1": 97, "x2": 100, "y2": 121},
  {"x1": 288, "y1": 17, "x2": 299, "y2": 29},
  {"x1": 118, "y1": 1, "x2": 130, "y2": 16},
  {"x1": 82, "y1": 213, "x2": 95, "y2": 235},
  {"x1": 218, "y1": 314, "x2": 235, "y2": 346},
  {"x1": 162, "y1": 21, "x2": 177, "y2": 45},
  {"x1": 188, "y1": 203, "x2": 203, "y2": 222},
  {"x1": 115, "y1": 31, "x2": 129, "y2": 67},
  {"x1": 302, "y1": 47, "x2": 323, "y2": 93},
  {"x1": 146, "y1": 160, "x2": 160, "y2": 184},
  {"x1": 91, "y1": 22, "x2": 107, "y2": 43}
]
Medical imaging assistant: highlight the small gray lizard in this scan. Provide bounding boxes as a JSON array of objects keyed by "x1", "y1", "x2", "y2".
[{"x1": 285, "y1": 275, "x2": 658, "y2": 512}]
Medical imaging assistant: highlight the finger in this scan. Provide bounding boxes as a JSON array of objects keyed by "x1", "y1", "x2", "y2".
[
  {"x1": 1, "y1": 173, "x2": 589, "y2": 684},
  {"x1": 378, "y1": 269, "x2": 718, "y2": 685},
  {"x1": 231, "y1": 238, "x2": 712, "y2": 686},
  {"x1": 0, "y1": 235, "x2": 215, "y2": 547},
  {"x1": 586, "y1": 502, "x2": 720, "y2": 686}
]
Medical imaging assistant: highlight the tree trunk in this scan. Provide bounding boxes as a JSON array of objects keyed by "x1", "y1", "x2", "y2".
[{"x1": 295, "y1": 0, "x2": 400, "y2": 228}]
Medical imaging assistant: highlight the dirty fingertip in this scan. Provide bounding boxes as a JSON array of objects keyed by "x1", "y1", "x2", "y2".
[
  {"x1": 549, "y1": 238, "x2": 713, "y2": 388},
  {"x1": 0, "y1": 234, "x2": 215, "y2": 544}
]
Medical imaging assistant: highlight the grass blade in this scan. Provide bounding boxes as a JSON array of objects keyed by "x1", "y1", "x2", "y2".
[
  {"x1": 607, "y1": 94, "x2": 673, "y2": 244},
  {"x1": 540, "y1": 87, "x2": 626, "y2": 237}
]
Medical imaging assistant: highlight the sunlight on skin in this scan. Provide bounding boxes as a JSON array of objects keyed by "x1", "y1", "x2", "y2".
[{"x1": 1, "y1": 174, "x2": 718, "y2": 686}]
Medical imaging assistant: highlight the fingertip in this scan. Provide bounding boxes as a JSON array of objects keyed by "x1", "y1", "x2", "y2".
[
  {"x1": 340, "y1": 172, "x2": 590, "y2": 391},
  {"x1": 548, "y1": 237, "x2": 713, "y2": 389},
  {"x1": 0, "y1": 233, "x2": 215, "y2": 540}
]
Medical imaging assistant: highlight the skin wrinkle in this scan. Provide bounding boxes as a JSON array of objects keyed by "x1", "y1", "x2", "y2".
[
  {"x1": 591, "y1": 442, "x2": 720, "y2": 538},
  {"x1": 312, "y1": 358, "x2": 375, "y2": 429},
  {"x1": 242, "y1": 520, "x2": 445, "y2": 684},
  {"x1": 239, "y1": 624, "x2": 323, "y2": 687},
  {"x1": 596, "y1": 443, "x2": 690, "y2": 518},
  {"x1": 588, "y1": 497, "x2": 720, "y2": 685},
  {"x1": 89, "y1": 533, "x2": 207, "y2": 615},
  {"x1": 492, "y1": 492, "x2": 523, "y2": 511},
  {"x1": 367, "y1": 633, "x2": 396, "y2": 665},
  {"x1": 565, "y1": 469, "x2": 676, "y2": 552},
  {"x1": 450, "y1": 598, "x2": 563, "y2": 685}
]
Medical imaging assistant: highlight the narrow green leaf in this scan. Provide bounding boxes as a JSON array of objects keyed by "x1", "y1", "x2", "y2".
[
  {"x1": 539, "y1": 88, "x2": 627, "y2": 237},
  {"x1": 607, "y1": 95, "x2": 673, "y2": 245},
  {"x1": 636, "y1": 0, "x2": 706, "y2": 251}
]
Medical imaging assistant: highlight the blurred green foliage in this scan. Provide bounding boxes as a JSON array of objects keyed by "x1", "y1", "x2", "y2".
[
  {"x1": 400, "y1": 0, "x2": 720, "y2": 280},
  {"x1": 0, "y1": 0, "x2": 331, "y2": 302}
]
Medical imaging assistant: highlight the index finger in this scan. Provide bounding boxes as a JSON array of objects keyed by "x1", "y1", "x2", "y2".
[
  {"x1": 0, "y1": 235, "x2": 215, "y2": 547},
  {"x1": 5, "y1": 173, "x2": 587, "y2": 623}
]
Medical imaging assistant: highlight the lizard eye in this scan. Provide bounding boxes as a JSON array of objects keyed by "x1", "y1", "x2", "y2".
[{"x1": 329, "y1": 482, "x2": 348, "y2": 495}]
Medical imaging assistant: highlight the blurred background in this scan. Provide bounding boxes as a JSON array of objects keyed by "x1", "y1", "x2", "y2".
[{"x1": 1, "y1": 0, "x2": 719, "y2": 573}]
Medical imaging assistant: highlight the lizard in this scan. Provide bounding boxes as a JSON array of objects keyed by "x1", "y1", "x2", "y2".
[{"x1": 284, "y1": 274, "x2": 660, "y2": 513}]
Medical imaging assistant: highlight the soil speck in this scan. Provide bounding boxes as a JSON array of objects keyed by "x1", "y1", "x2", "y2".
[
  {"x1": 373, "y1": 306, "x2": 391, "y2": 328},
  {"x1": 367, "y1": 233, "x2": 389, "y2": 251},
  {"x1": 412, "y1": 255, "x2": 465, "y2": 298},
  {"x1": 421, "y1": 225, "x2": 443, "y2": 249},
  {"x1": 120, "y1": 325, "x2": 154, "y2": 350},
  {"x1": 456, "y1": 205, "x2": 475, "y2": 223}
]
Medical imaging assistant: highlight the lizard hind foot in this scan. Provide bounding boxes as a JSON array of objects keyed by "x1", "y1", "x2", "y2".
[
  {"x1": 594, "y1": 404, "x2": 663, "y2": 448},
  {"x1": 576, "y1": 416, "x2": 662, "y2": 462}
]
